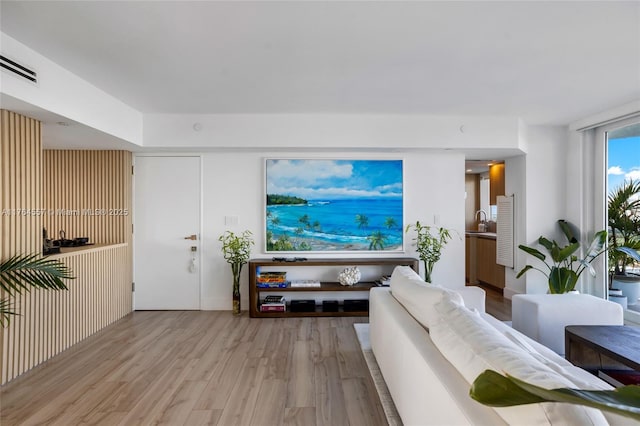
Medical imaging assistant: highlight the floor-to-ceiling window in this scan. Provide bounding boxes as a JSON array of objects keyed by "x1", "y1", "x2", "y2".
[{"x1": 606, "y1": 121, "x2": 640, "y2": 316}]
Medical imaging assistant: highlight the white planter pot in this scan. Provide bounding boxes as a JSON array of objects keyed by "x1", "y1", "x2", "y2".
[
  {"x1": 608, "y1": 294, "x2": 628, "y2": 310},
  {"x1": 612, "y1": 275, "x2": 640, "y2": 306}
]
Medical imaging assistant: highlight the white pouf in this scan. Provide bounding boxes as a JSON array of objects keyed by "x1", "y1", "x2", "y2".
[{"x1": 512, "y1": 294, "x2": 624, "y2": 355}]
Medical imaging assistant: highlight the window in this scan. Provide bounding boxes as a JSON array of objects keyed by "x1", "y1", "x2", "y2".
[{"x1": 606, "y1": 121, "x2": 640, "y2": 316}]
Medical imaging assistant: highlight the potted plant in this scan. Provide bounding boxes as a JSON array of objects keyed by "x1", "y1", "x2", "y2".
[
  {"x1": 1, "y1": 253, "x2": 73, "y2": 326},
  {"x1": 516, "y1": 220, "x2": 607, "y2": 294},
  {"x1": 219, "y1": 230, "x2": 254, "y2": 315},
  {"x1": 608, "y1": 179, "x2": 640, "y2": 306},
  {"x1": 405, "y1": 221, "x2": 453, "y2": 283}
]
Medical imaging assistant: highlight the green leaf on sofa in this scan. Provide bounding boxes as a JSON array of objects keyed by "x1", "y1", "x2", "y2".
[
  {"x1": 469, "y1": 369, "x2": 546, "y2": 406},
  {"x1": 470, "y1": 370, "x2": 640, "y2": 421}
]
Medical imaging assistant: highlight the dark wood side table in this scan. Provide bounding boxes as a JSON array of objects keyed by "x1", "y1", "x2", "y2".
[{"x1": 565, "y1": 325, "x2": 640, "y2": 372}]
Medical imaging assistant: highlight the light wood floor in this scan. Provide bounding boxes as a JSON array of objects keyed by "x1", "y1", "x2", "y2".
[
  {"x1": 481, "y1": 285, "x2": 512, "y2": 322},
  {"x1": 1, "y1": 292, "x2": 512, "y2": 426},
  {"x1": 0, "y1": 312, "x2": 387, "y2": 426}
]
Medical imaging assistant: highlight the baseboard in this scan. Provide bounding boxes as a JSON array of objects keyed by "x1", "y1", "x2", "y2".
[
  {"x1": 200, "y1": 296, "x2": 235, "y2": 310},
  {"x1": 503, "y1": 287, "x2": 520, "y2": 300}
]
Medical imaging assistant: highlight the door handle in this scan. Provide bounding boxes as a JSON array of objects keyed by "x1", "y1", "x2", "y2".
[{"x1": 184, "y1": 234, "x2": 197, "y2": 240}]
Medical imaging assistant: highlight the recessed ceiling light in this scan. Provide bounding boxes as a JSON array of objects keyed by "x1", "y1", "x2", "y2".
[{"x1": 466, "y1": 169, "x2": 473, "y2": 172}]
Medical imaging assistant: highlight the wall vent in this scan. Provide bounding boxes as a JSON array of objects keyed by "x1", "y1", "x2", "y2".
[{"x1": 0, "y1": 54, "x2": 37, "y2": 84}]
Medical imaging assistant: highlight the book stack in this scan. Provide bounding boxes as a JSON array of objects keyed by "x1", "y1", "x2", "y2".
[
  {"x1": 290, "y1": 279, "x2": 321, "y2": 288},
  {"x1": 260, "y1": 295, "x2": 286, "y2": 312},
  {"x1": 256, "y1": 271, "x2": 288, "y2": 288}
]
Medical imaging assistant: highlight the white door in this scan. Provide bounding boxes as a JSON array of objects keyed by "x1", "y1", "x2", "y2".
[{"x1": 134, "y1": 156, "x2": 201, "y2": 310}]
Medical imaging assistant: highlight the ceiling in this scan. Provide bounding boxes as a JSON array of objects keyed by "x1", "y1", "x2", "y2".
[
  {"x1": 1, "y1": 1, "x2": 639, "y2": 148},
  {"x1": 465, "y1": 159, "x2": 498, "y2": 175}
]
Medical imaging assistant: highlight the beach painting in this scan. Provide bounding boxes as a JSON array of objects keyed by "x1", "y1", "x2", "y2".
[{"x1": 265, "y1": 159, "x2": 403, "y2": 252}]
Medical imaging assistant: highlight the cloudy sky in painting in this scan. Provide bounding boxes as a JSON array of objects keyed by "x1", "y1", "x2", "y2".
[{"x1": 266, "y1": 159, "x2": 403, "y2": 200}]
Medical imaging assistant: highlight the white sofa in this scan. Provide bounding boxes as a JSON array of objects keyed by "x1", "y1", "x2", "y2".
[{"x1": 369, "y1": 266, "x2": 629, "y2": 426}]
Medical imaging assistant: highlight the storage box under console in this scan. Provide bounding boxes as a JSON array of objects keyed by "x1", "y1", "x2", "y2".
[
  {"x1": 343, "y1": 299, "x2": 369, "y2": 312},
  {"x1": 290, "y1": 299, "x2": 316, "y2": 312},
  {"x1": 322, "y1": 300, "x2": 339, "y2": 312}
]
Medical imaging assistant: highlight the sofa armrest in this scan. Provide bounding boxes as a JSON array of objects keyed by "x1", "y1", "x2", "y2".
[{"x1": 457, "y1": 287, "x2": 486, "y2": 313}]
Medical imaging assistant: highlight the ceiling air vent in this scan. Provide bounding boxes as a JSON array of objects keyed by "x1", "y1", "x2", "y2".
[{"x1": 0, "y1": 54, "x2": 37, "y2": 84}]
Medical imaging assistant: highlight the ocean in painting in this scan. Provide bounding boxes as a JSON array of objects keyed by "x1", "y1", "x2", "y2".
[{"x1": 266, "y1": 198, "x2": 403, "y2": 251}]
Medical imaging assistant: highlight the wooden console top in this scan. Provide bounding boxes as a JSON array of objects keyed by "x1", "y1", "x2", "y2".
[{"x1": 565, "y1": 325, "x2": 640, "y2": 371}]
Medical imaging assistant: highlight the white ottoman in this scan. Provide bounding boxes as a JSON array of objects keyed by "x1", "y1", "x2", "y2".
[{"x1": 512, "y1": 294, "x2": 623, "y2": 355}]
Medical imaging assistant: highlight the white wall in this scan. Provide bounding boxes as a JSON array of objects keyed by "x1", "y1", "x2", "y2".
[
  {"x1": 141, "y1": 112, "x2": 521, "y2": 309},
  {"x1": 504, "y1": 125, "x2": 568, "y2": 296},
  {"x1": 143, "y1": 113, "x2": 522, "y2": 151},
  {"x1": 197, "y1": 150, "x2": 465, "y2": 310}
]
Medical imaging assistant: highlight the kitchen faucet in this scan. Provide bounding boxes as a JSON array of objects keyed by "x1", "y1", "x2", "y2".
[{"x1": 475, "y1": 210, "x2": 487, "y2": 232}]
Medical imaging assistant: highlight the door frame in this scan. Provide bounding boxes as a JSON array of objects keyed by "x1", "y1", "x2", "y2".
[{"x1": 132, "y1": 153, "x2": 204, "y2": 310}]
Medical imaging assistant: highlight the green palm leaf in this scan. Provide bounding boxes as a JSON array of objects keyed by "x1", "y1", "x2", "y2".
[
  {"x1": 516, "y1": 265, "x2": 535, "y2": 279},
  {"x1": 518, "y1": 245, "x2": 546, "y2": 262},
  {"x1": 584, "y1": 230, "x2": 607, "y2": 262},
  {"x1": 616, "y1": 246, "x2": 640, "y2": 263},
  {"x1": 471, "y1": 370, "x2": 640, "y2": 421},
  {"x1": 538, "y1": 237, "x2": 554, "y2": 251},
  {"x1": 1, "y1": 253, "x2": 73, "y2": 294},
  {"x1": 552, "y1": 241, "x2": 580, "y2": 264},
  {"x1": 558, "y1": 219, "x2": 579, "y2": 244},
  {"x1": 1, "y1": 253, "x2": 73, "y2": 326},
  {"x1": 548, "y1": 267, "x2": 578, "y2": 293},
  {"x1": 0, "y1": 299, "x2": 18, "y2": 320}
]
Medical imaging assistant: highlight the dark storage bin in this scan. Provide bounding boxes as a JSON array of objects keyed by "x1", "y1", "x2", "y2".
[
  {"x1": 322, "y1": 300, "x2": 339, "y2": 312},
  {"x1": 290, "y1": 299, "x2": 316, "y2": 312},
  {"x1": 343, "y1": 299, "x2": 369, "y2": 312}
]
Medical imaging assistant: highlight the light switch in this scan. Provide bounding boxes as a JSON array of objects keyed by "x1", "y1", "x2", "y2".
[{"x1": 225, "y1": 215, "x2": 239, "y2": 226}]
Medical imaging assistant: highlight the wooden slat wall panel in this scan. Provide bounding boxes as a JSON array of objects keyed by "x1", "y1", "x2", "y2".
[
  {"x1": 1, "y1": 111, "x2": 133, "y2": 384},
  {"x1": 59, "y1": 246, "x2": 132, "y2": 355},
  {"x1": 4, "y1": 246, "x2": 132, "y2": 383},
  {"x1": 1, "y1": 110, "x2": 42, "y2": 385},
  {"x1": 42, "y1": 150, "x2": 132, "y2": 245}
]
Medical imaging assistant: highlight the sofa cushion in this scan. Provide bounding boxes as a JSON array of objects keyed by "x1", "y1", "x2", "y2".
[
  {"x1": 390, "y1": 266, "x2": 464, "y2": 329},
  {"x1": 430, "y1": 298, "x2": 609, "y2": 425},
  {"x1": 482, "y1": 313, "x2": 612, "y2": 391}
]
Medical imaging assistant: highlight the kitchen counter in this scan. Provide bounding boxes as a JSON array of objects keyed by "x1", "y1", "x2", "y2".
[{"x1": 47, "y1": 243, "x2": 128, "y2": 259}]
